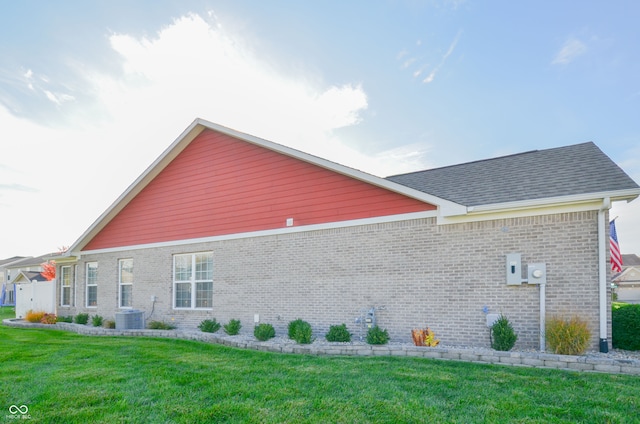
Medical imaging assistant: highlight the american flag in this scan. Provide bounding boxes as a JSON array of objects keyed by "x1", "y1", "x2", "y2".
[{"x1": 610, "y1": 220, "x2": 623, "y2": 273}]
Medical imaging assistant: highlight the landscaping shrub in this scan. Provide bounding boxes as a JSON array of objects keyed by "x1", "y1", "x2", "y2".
[
  {"x1": 223, "y1": 319, "x2": 242, "y2": 335},
  {"x1": 56, "y1": 315, "x2": 73, "y2": 323},
  {"x1": 103, "y1": 320, "x2": 116, "y2": 329},
  {"x1": 411, "y1": 327, "x2": 440, "y2": 347},
  {"x1": 74, "y1": 313, "x2": 89, "y2": 325},
  {"x1": 254, "y1": 323, "x2": 275, "y2": 341},
  {"x1": 546, "y1": 315, "x2": 591, "y2": 355},
  {"x1": 92, "y1": 315, "x2": 104, "y2": 327},
  {"x1": 325, "y1": 324, "x2": 351, "y2": 342},
  {"x1": 491, "y1": 315, "x2": 518, "y2": 351},
  {"x1": 25, "y1": 310, "x2": 46, "y2": 323},
  {"x1": 288, "y1": 319, "x2": 313, "y2": 344},
  {"x1": 148, "y1": 321, "x2": 176, "y2": 330},
  {"x1": 366, "y1": 325, "x2": 389, "y2": 345},
  {"x1": 40, "y1": 313, "x2": 57, "y2": 324},
  {"x1": 612, "y1": 303, "x2": 640, "y2": 351},
  {"x1": 198, "y1": 318, "x2": 221, "y2": 333}
]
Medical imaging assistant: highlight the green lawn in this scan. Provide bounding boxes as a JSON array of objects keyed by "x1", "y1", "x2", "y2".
[{"x1": 1, "y1": 307, "x2": 639, "y2": 423}]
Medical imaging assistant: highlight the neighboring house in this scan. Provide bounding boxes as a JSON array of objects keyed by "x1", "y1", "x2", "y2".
[
  {"x1": 53, "y1": 118, "x2": 640, "y2": 351},
  {"x1": 613, "y1": 254, "x2": 640, "y2": 303},
  {"x1": 13, "y1": 270, "x2": 49, "y2": 283},
  {"x1": 4, "y1": 254, "x2": 53, "y2": 283},
  {"x1": 1, "y1": 256, "x2": 27, "y2": 305}
]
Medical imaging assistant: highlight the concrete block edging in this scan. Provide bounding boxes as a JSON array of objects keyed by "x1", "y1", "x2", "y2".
[{"x1": 4, "y1": 319, "x2": 639, "y2": 376}]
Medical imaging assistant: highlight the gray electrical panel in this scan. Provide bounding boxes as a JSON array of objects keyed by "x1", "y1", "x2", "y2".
[
  {"x1": 527, "y1": 263, "x2": 547, "y2": 285},
  {"x1": 506, "y1": 253, "x2": 523, "y2": 285}
]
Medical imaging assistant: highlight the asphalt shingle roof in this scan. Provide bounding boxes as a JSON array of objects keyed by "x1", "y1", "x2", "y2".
[
  {"x1": 386, "y1": 142, "x2": 639, "y2": 206},
  {"x1": 622, "y1": 254, "x2": 640, "y2": 266}
]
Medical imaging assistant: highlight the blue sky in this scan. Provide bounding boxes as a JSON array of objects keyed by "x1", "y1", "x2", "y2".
[{"x1": 1, "y1": 0, "x2": 639, "y2": 259}]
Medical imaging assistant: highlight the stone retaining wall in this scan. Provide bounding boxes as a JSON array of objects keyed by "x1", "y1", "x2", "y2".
[{"x1": 4, "y1": 319, "x2": 639, "y2": 376}]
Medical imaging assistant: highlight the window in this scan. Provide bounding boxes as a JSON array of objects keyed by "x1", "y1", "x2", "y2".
[
  {"x1": 173, "y1": 252, "x2": 213, "y2": 309},
  {"x1": 119, "y1": 259, "x2": 133, "y2": 308},
  {"x1": 61, "y1": 266, "x2": 71, "y2": 306},
  {"x1": 86, "y1": 262, "x2": 98, "y2": 307}
]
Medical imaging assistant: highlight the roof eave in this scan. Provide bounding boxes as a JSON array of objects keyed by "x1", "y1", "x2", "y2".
[{"x1": 465, "y1": 188, "x2": 640, "y2": 215}]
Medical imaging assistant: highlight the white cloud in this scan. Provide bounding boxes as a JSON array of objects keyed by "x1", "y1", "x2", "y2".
[
  {"x1": 552, "y1": 37, "x2": 587, "y2": 65},
  {"x1": 0, "y1": 12, "x2": 433, "y2": 258},
  {"x1": 422, "y1": 29, "x2": 462, "y2": 84}
]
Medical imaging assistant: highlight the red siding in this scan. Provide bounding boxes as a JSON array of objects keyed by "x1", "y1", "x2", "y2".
[{"x1": 83, "y1": 129, "x2": 435, "y2": 250}]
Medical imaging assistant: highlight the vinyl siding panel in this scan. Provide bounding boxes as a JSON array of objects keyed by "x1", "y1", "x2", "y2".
[{"x1": 83, "y1": 129, "x2": 435, "y2": 250}]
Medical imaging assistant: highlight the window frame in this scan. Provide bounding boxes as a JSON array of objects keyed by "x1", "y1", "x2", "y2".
[
  {"x1": 173, "y1": 252, "x2": 213, "y2": 310},
  {"x1": 60, "y1": 265, "x2": 72, "y2": 307},
  {"x1": 118, "y1": 258, "x2": 133, "y2": 309},
  {"x1": 85, "y1": 262, "x2": 98, "y2": 308}
]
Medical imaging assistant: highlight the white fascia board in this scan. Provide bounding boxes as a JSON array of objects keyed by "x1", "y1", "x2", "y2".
[
  {"x1": 439, "y1": 189, "x2": 640, "y2": 225},
  {"x1": 195, "y1": 119, "x2": 464, "y2": 211},
  {"x1": 68, "y1": 120, "x2": 207, "y2": 255},
  {"x1": 466, "y1": 189, "x2": 640, "y2": 215},
  {"x1": 78, "y1": 210, "x2": 438, "y2": 256}
]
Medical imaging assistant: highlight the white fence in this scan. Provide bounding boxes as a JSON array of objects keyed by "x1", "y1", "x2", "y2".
[{"x1": 15, "y1": 279, "x2": 56, "y2": 319}]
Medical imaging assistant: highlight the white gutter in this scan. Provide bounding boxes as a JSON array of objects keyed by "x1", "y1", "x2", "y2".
[
  {"x1": 598, "y1": 197, "x2": 610, "y2": 353},
  {"x1": 464, "y1": 189, "x2": 640, "y2": 215}
]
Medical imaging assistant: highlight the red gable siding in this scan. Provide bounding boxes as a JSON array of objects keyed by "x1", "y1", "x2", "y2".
[{"x1": 83, "y1": 129, "x2": 435, "y2": 250}]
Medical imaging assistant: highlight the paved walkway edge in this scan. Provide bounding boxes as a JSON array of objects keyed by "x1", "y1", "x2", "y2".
[{"x1": 4, "y1": 319, "x2": 639, "y2": 376}]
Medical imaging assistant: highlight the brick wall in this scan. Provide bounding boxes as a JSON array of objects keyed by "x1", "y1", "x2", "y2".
[{"x1": 68, "y1": 210, "x2": 605, "y2": 350}]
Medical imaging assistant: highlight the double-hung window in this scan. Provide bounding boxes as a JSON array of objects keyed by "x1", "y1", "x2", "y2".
[
  {"x1": 173, "y1": 252, "x2": 213, "y2": 309},
  {"x1": 61, "y1": 266, "x2": 71, "y2": 306},
  {"x1": 86, "y1": 262, "x2": 98, "y2": 307},
  {"x1": 119, "y1": 259, "x2": 133, "y2": 308}
]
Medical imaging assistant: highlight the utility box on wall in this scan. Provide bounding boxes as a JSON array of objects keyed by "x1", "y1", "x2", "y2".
[
  {"x1": 527, "y1": 263, "x2": 547, "y2": 285},
  {"x1": 506, "y1": 253, "x2": 523, "y2": 285}
]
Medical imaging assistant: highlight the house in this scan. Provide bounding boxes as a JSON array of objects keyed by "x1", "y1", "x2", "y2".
[
  {"x1": 53, "y1": 118, "x2": 640, "y2": 351},
  {"x1": 1, "y1": 254, "x2": 53, "y2": 306},
  {"x1": 613, "y1": 254, "x2": 640, "y2": 303},
  {"x1": 0, "y1": 256, "x2": 27, "y2": 306}
]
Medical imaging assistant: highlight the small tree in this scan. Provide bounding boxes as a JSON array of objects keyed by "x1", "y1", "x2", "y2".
[
  {"x1": 491, "y1": 315, "x2": 518, "y2": 351},
  {"x1": 41, "y1": 261, "x2": 56, "y2": 281}
]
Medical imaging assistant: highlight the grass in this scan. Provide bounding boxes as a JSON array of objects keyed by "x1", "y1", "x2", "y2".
[{"x1": 1, "y1": 306, "x2": 639, "y2": 423}]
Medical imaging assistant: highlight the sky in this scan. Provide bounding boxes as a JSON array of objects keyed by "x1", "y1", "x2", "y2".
[{"x1": 1, "y1": 0, "x2": 639, "y2": 260}]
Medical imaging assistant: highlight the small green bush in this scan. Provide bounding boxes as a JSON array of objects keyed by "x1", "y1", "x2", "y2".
[
  {"x1": 74, "y1": 313, "x2": 89, "y2": 325},
  {"x1": 366, "y1": 325, "x2": 389, "y2": 345},
  {"x1": 254, "y1": 323, "x2": 275, "y2": 341},
  {"x1": 612, "y1": 303, "x2": 640, "y2": 350},
  {"x1": 56, "y1": 315, "x2": 73, "y2": 323},
  {"x1": 546, "y1": 315, "x2": 591, "y2": 355},
  {"x1": 147, "y1": 321, "x2": 176, "y2": 330},
  {"x1": 288, "y1": 319, "x2": 313, "y2": 344},
  {"x1": 326, "y1": 324, "x2": 352, "y2": 342},
  {"x1": 198, "y1": 318, "x2": 221, "y2": 333},
  {"x1": 92, "y1": 315, "x2": 103, "y2": 327},
  {"x1": 224, "y1": 319, "x2": 242, "y2": 335},
  {"x1": 491, "y1": 315, "x2": 518, "y2": 351},
  {"x1": 103, "y1": 320, "x2": 116, "y2": 329}
]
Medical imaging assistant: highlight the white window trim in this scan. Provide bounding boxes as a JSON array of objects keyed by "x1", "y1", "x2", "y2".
[
  {"x1": 118, "y1": 258, "x2": 133, "y2": 309},
  {"x1": 73, "y1": 264, "x2": 77, "y2": 308},
  {"x1": 173, "y1": 252, "x2": 213, "y2": 310},
  {"x1": 60, "y1": 266, "x2": 72, "y2": 307},
  {"x1": 86, "y1": 262, "x2": 98, "y2": 308}
]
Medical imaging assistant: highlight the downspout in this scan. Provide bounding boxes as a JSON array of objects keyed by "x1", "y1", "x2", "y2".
[{"x1": 598, "y1": 197, "x2": 610, "y2": 353}]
